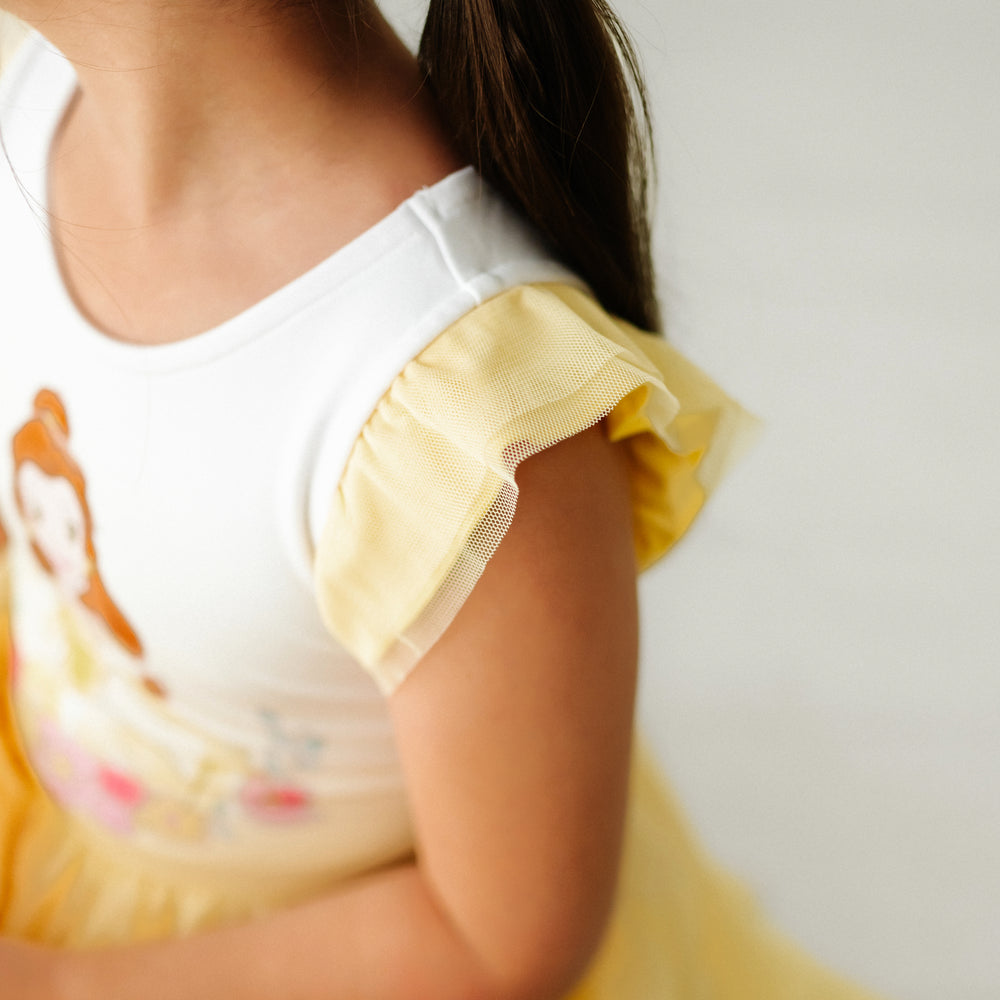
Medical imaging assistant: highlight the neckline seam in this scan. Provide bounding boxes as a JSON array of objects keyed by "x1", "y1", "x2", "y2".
[{"x1": 5, "y1": 32, "x2": 484, "y2": 372}]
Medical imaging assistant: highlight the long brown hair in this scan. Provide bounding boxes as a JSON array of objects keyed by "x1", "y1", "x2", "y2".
[
  {"x1": 417, "y1": 0, "x2": 660, "y2": 332},
  {"x1": 326, "y1": 0, "x2": 660, "y2": 332}
]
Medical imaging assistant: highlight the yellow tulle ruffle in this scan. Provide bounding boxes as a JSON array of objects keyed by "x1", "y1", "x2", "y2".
[{"x1": 314, "y1": 282, "x2": 759, "y2": 694}]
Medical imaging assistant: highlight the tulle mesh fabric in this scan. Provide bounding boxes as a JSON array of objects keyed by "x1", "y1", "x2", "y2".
[{"x1": 313, "y1": 283, "x2": 759, "y2": 693}]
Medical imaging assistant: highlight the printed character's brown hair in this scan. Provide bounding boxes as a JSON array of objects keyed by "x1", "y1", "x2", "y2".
[{"x1": 12, "y1": 389, "x2": 144, "y2": 657}]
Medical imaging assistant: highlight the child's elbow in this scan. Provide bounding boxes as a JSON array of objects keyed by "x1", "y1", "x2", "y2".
[
  {"x1": 499, "y1": 931, "x2": 607, "y2": 1000},
  {"x1": 467, "y1": 885, "x2": 616, "y2": 1000}
]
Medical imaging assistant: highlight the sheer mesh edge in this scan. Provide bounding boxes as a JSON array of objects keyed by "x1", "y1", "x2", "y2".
[{"x1": 313, "y1": 283, "x2": 758, "y2": 695}]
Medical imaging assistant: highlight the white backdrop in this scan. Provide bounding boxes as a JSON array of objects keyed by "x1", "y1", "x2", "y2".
[
  {"x1": 3, "y1": 3, "x2": 997, "y2": 998},
  {"x1": 624, "y1": 5, "x2": 999, "y2": 999},
  {"x1": 379, "y1": 2, "x2": 1000, "y2": 998}
]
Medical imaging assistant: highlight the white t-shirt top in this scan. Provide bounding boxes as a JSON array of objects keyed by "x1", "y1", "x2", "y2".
[{"x1": 0, "y1": 32, "x2": 579, "y2": 881}]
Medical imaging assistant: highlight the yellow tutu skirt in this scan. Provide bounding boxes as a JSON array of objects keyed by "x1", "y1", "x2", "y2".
[{"x1": 1, "y1": 613, "x2": 883, "y2": 999}]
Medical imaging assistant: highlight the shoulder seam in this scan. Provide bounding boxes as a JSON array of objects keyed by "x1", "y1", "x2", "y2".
[{"x1": 406, "y1": 196, "x2": 487, "y2": 308}]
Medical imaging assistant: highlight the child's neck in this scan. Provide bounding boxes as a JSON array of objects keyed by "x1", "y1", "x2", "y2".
[
  {"x1": 23, "y1": 0, "x2": 465, "y2": 344},
  {"x1": 34, "y1": 2, "x2": 413, "y2": 218}
]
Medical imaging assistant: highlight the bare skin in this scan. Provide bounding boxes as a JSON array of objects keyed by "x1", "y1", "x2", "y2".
[
  {"x1": 21, "y1": 0, "x2": 466, "y2": 343},
  {"x1": 0, "y1": 3, "x2": 640, "y2": 996}
]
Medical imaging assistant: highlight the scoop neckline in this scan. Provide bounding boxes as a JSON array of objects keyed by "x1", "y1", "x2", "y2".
[{"x1": 17, "y1": 32, "x2": 480, "y2": 372}]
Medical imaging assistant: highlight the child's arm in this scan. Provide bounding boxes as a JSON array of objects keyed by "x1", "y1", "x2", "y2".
[{"x1": 5, "y1": 425, "x2": 640, "y2": 1000}]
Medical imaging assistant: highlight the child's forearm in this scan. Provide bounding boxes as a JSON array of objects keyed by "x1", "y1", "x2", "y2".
[{"x1": 57, "y1": 860, "x2": 539, "y2": 1000}]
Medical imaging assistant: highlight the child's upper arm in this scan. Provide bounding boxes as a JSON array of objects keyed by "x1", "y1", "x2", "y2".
[
  {"x1": 308, "y1": 280, "x2": 756, "y2": 991},
  {"x1": 388, "y1": 424, "x2": 638, "y2": 997}
]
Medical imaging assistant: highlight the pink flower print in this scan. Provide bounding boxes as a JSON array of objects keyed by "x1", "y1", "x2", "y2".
[
  {"x1": 33, "y1": 720, "x2": 100, "y2": 809},
  {"x1": 239, "y1": 775, "x2": 313, "y2": 824},
  {"x1": 90, "y1": 765, "x2": 148, "y2": 833},
  {"x1": 97, "y1": 766, "x2": 145, "y2": 806},
  {"x1": 32, "y1": 721, "x2": 147, "y2": 834}
]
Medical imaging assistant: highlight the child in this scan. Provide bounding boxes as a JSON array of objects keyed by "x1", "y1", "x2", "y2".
[{"x1": 0, "y1": 1, "x2": 883, "y2": 997}]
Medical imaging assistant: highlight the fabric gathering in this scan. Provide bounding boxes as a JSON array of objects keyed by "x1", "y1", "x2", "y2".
[{"x1": 0, "y1": 31, "x2": 884, "y2": 999}]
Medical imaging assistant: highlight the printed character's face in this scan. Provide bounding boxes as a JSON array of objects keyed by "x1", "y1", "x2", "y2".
[{"x1": 17, "y1": 461, "x2": 90, "y2": 596}]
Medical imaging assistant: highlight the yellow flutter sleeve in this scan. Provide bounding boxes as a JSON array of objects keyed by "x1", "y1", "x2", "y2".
[
  {"x1": 311, "y1": 287, "x2": 888, "y2": 1000},
  {"x1": 313, "y1": 282, "x2": 760, "y2": 694}
]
